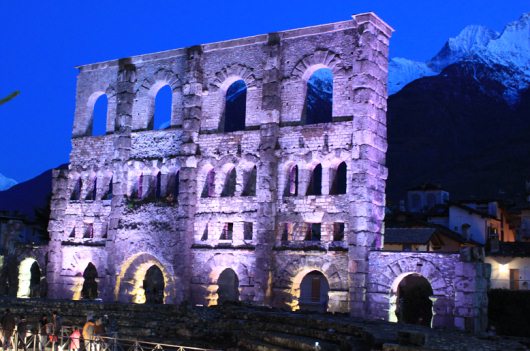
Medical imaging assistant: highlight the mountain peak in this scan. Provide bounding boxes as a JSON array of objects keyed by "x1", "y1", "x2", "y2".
[
  {"x1": 0, "y1": 173, "x2": 17, "y2": 191},
  {"x1": 429, "y1": 25, "x2": 498, "y2": 71}
]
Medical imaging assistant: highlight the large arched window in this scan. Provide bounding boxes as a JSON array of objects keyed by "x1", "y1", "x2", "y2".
[
  {"x1": 241, "y1": 166, "x2": 257, "y2": 196},
  {"x1": 304, "y1": 68, "x2": 333, "y2": 125},
  {"x1": 330, "y1": 162, "x2": 347, "y2": 195},
  {"x1": 92, "y1": 94, "x2": 108, "y2": 136},
  {"x1": 152, "y1": 85, "x2": 172, "y2": 130},
  {"x1": 223, "y1": 80, "x2": 247, "y2": 132}
]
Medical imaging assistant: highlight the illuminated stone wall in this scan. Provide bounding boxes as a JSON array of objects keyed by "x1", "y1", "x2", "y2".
[{"x1": 44, "y1": 13, "x2": 395, "y2": 318}]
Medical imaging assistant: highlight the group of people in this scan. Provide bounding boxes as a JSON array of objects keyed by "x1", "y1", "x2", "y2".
[{"x1": 0, "y1": 309, "x2": 112, "y2": 351}]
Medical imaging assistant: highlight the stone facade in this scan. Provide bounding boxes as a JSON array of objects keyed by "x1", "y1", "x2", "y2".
[{"x1": 10, "y1": 12, "x2": 487, "y2": 333}]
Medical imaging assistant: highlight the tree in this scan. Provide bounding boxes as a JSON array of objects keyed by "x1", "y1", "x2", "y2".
[{"x1": 0, "y1": 91, "x2": 19, "y2": 105}]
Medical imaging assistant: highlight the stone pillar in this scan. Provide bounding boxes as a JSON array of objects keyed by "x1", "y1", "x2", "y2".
[
  {"x1": 348, "y1": 13, "x2": 393, "y2": 318},
  {"x1": 454, "y1": 249, "x2": 489, "y2": 333},
  {"x1": 104, "y1": 59, "x2": 136, "y2": 301},
  {"x1": 46, "y1": 168, "x2": 70, "y2": 298},
  {"x1": 179, "y1": 45, "x2": 203, "y2": 304},
  {"x1": 253, "y1": 33, "x2": 282, "y2": 305}
]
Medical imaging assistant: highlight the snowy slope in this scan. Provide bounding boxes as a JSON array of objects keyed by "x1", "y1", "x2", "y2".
[
  {"x1": 389, "y1": 13, "x2": 530, "y2": 100},
  {"x1": 0, "y1": 173, "x2": 17, "y2": 191}
]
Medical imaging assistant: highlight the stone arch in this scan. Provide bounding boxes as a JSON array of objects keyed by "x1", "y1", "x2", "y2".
[
  {"x1": 135, "y1": 69, "x2": 182, "y2": 130},
  {"x1": 281, "y1": 257, "x2": 346, "y2": 312},
  {"x1": 299, "y1": 271, "x2": 330, "y2": 312},
  {"x1": 378, "y1": 257, "x2": 452, "y2": 327},
  {"x1": 198, "y1": 163, "x2": 216, "y2": 198},
  {"x1": 291, "y1": 50, "x2": 342, "y2": 81},
  {"x1": 202, "y1": 254, "x2": 252, "y2": 306},
  {"x1": 220, "y1": 163, "x2": 237, "y2": 197},
  {"x1": 217, "y1": 268, "x2": 240, "y2": 303},
  {"x1": 391, "y1": 273, "x2": 434, "y2": 327},
  {"x1": 210, "y1": 63, "x2": 257, "y2": 91},
  {"x1": 115, "y1": 252, "x2": 177, "y2": 304},
  {"x1": 306, "y1": 162, "x2": 323, "y2": 196},
  {"x1": 85, "y1": 85, "x2": 116, "y2": 136},
  {"x1": 17, "y1": 258, "x2": 41, "y2": 298}
]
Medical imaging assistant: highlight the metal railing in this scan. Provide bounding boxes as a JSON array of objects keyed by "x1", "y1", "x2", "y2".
[{"x1": 0, "y1": 326, "x2": 219, "y2": 351}]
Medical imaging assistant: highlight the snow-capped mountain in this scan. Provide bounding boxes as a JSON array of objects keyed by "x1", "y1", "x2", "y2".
[
  {"x1": 0, "y1": 173, "x2": 17, "y2": 191},
  {"x1": 389, "y1": 13, "x2": 530, "y2": 100}
]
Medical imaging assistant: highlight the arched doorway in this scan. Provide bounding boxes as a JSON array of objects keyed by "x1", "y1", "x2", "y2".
[
  {"x1": 394, "y1": 274, "x2": 433, "y2": 326},
  {"x1": 299, "y1": 271, "x2": 329, "y2": 312},
  {"x1": 81, "y1": 263, "x2": 98, "y2": 300},
  {"x1": 217, "y1": 268, "x2": 239, "y2": 303},
  {"x1": 17, "y1": 258, "x2": 41, "y2": 298},
  {"x1": 143, "y1": 265, "x2": 164, "y2": 304}
]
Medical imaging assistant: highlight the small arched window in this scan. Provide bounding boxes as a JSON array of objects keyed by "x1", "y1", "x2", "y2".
[
  {"x1": 102, "y1": 177, "x2": 113, "y2": 200},
  {"x1": 71, "y1": 178, "x2": 82, "y2": 201},
  {"x1": 304, "y1": 68, "x2": 333, "y2": 125},
  {"x1": 202, "y1": 169, "x2": 216, "y2": 198},
  {"x1": 137, "y1": 174, "x2": 144, "y2": 199},
  {"x1": 168, "y1": 171, "x2": 179, "y2": 202},
  {"x1": 330, "y1": 162, "x2": 347, "y2": 195},
  {"x1": 85, "y1": 178, "x2": 97, "y2": 201},
  {"x1": 286, "y1": 165, "x2": 298, "y2": 196},
  {"x1": 221, "y1": 167, "x2": 237, "y2": 197},
  {"x1": 155, "y1": 172, "x2": 162, "y2": 200},
  {"x1": 92, "y1": 94, "x2": 108, "y2": 136},
  {"x1": 306, "y1": 164, "x2": 322, "y2": 196},
  {"x1": 223, "y1": 80, "x2": 247, "y2": 132},
  {"x1": 241, "y1": 166, "x2": 257, "y2": 197},
  {"x1": 152, "y1": 85, "x2": 172, "y2": 130}
]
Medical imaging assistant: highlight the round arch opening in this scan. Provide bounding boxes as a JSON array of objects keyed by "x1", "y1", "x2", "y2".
[
  {"x1": 143, "y1": 265, "x2": 165, "y2": 304},
  {"x1": 217, "y1": 268, "x2": 240, "y2": 304},
  {"x1": 299, "y1": 270, "x2": 329, "y2": 312},
  {"x1": 17, "y1": 258, "x2": 41, "y2": 298},
  {"x1": 81, "y1": 263, "x2": 99, "y2": 300},
  {"x1": 390, "y1": 273, "x2": 434, "y2": 327}
]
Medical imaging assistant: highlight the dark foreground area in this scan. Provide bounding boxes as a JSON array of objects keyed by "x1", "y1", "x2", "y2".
[{"x1": 0, "y1": 298, "x2": 528, "y2": 351}]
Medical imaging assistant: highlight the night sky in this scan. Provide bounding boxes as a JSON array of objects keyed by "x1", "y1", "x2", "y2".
[{"x1": 1, "y1": 0, "x2": 528, "y2": 183}]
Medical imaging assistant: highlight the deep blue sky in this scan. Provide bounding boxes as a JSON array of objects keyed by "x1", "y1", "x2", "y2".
[{"x1": 1, "y1": 0, "x2": 528, "y2": 183}]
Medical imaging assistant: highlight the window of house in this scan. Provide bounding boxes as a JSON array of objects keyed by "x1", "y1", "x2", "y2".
[
  {"x1": 220, "y1": 223, "x2": 233, "y2": 241},
  {"x1": 223, "y1": 80, "x2": 247, "y2": 132},
  {"x1": 333, "y1": 223, "x2": 345, "y2": 241},
  {"x1": 305, "y1": 223, "x2": 321, "y2": 241},
  {"x1": 330, "y1": 162, "x2": 347, "y2": 195},
  {"x1": 304, "y1": 68, "x2": 333, "y2": 125},
  {"x1": 244, "y1": 222, "x2": 253, "y2": 241},
  {"x1": 306, "y1": 164, "x2": 322, "y2": 196},
  {"x1": 221, "y1": 167, "x2": 236, "y2": 197}
]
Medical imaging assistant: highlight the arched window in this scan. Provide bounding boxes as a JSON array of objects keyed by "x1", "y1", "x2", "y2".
[
  {"x1": 241, "y1": 166, "x2": 257, "y2": 196},
  {"x1": 299, "y1": 271, "x2": 329, "y2": 312},
  {"x1": 286, "y1": 165, "x2": 298, "y2": 196},
  {"x1": 330, "y1": 162, "x2": 347, "y2": 195},
  {"x1": 152, "y1": 85, "x2": 172, "y2": 130},
  {"x1": 217, "y1": 268, "x2": 239, "y2": 303},
  {"x1": 306, "y1": 164, "x2": 322, "y2": 196},
  {"x1": 85, "y1": 178, "x2": 97, "y2": 201},
  {"x1": 92, "y1": 94, "x2": 108, "y2": 136},
  {"x1": 102, "y1": 177, "x2": 113, "y2": 200},
  {"x1": 201, "y1": 169, "x2": 216, "y2": 198},
  {"x1": 137, "y1": 174, "x2": 144, "y2": 199},
  {"x1": 221, "y1": 167, "x2": 236, "y2": 197},
  {"x1": 304, "y1": 68, "x2": 333, "y2": 125},
  {"x1": 223, "y1": 80, "x2": 247, "y2": 132},
  {"x1": 155, "y1": 172, "x2": 162, "y2": 200},
  {"x1": 71, "y1": 178, "x2": 82, "y2": 201},
  {"x1": 167, "y1": 171, "x2": 179, "y2": 202}
]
